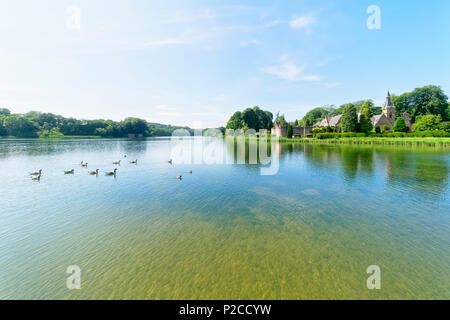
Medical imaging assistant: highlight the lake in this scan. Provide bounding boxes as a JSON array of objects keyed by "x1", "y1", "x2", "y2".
[{"x1": 0, "y1": 138, "x2": 449, "y2": 299}]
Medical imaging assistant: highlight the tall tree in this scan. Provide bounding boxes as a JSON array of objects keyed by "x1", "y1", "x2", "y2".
[
  {"x1": 302, "y1": 107, "x2": 327, "y2": 126},
  {"x1": 226, "y1": 111, "x2": 243, "y2": 130},
  {"x1": 340, "y1": 104, "x2": 358, "y2": 132},
  {"x1": 359, "y1": 106, "x2": 373, "y2": 133},
  {"x1": 286, "y1": 123, "x2": 293, "y2": 138},
  {"x1": 392, "y1": 85, "x2": 449, "y2": 121}
]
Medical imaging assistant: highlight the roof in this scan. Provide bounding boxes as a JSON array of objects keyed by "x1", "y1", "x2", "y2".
[
  {"x1": 314, "y1": 114, "x2": 342, "y2": 127},
  {"x1": 328, "y1": 115, "x2": 342, "y2": 127},
  {"x1": 371, "y1": 114, "x2": 383, "y2": 126},
  {"x1": 384, "y1": 91, "x2": 394, "y2": 108}
]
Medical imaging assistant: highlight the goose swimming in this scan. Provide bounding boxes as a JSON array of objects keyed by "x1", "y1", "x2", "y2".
[
  {"x1": 88, "y1": 169, "x2": 99, "y2": 175},
  {"x1": 64, "y1": 169, "x2": 75, "y2": 174},
  {"x1": 105, "y1": 168, "x2": 118, "y2": 176},
  {"x1": 30, "y1": 169, "x2": 42, "y2": 176}
]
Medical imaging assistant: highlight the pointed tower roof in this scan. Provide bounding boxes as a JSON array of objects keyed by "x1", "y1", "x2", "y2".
[{"x1": 384, "y1": 91, "x2": 394, "y2": 108}]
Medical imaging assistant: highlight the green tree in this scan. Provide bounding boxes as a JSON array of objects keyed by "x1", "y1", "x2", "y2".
[
  {"x1": 286, "y1": 123, "x2": 293, "y2": 138},
  {"x1": 340, "y1": 103, "x2": 357, "y2": 132},
  {"x1": 412, "y1": 114, "x2": 442, "y2": 131},
  {"x1": 359, "y1": 106, "x2": 373, "y2": 133},
  {"x1": 302, "y1": 107, "x2": 327, "y2": 126},
  {"x1": 274, "y1": 113, "x2": 288, "y2": 126},
  {"x1": 120, "y1": 118, "x2": 148, "y2": 135},
  {"x1": 226, "y1": 111, "x2": 243, "y2": 130},
  {"x1": 241, "y1": 108, "x2": 257, "y2": 130},
  {"x1": 392, "y1": 117, "x2": 407, "y2": 132},
  {"x1": 392, "y1": 85, "x2": 449, "y2": 121},
  {"x1": 3, "y1": 115, "x2": 39, "y2": 137}
]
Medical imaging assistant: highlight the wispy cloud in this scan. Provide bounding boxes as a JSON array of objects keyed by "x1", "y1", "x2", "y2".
[
  {"x1": 240, "y1": 39, "x2": 260, "y2": 47},
  {"x1": 289, "y1": 15, "x2": 315, "y2": 29},
  {"x1": 262, "y1": 62, "x2": 321, "y2": 81}
]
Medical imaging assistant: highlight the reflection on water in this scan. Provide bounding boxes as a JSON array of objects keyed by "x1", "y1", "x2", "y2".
[{"x1": 0, "y1": 138, "x2": 449, "y2": 299}]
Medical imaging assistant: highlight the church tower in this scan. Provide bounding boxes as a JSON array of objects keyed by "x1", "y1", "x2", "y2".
[{"x1": 382, "y1": 91, "x2": 396, "y2": 121}]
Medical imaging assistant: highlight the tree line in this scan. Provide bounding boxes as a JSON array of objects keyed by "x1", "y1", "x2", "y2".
[
  {"x1": 224, "y1": 85, "x2": 450, "y2": 135},
  {"x1": 0, "y1": 109, "x2": 192, "y2": 138}
]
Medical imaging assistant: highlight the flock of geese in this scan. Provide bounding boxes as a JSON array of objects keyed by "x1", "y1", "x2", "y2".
[{"x1": 29, "y1": 156, "x2": 192, "y2": 181}]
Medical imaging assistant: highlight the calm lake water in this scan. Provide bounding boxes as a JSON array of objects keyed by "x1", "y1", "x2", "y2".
[{"x1": 0, "y1": 138, "x2": 449, "y2": 299}]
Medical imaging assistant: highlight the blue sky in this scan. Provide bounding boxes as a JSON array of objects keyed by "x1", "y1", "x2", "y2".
[{"x1": 1, "y1": 0, "x2": 449, "y2": 128}]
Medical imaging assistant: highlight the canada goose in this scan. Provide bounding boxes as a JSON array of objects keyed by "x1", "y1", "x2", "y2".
[
  {"x1": 64, "y1": 169, "x2": 75, "y2": 174},
  {"x1": 30, "y1": 169, "x2": 42, "y2": 176},
  {"x1": 78, "y1": 161, "x2": 84, "y2": 166},
  {"x1": 176, "y1": 175, "x2": 182, "y2": 180},
  {"x1": 88, "y1": 169, "x2": 99, "y2": 175},
  {"x1": 186, "y1": 170, "x2": 193, "y2": 174},
  {"x1": 31, "y1": 174, "x2": 41, "y2": 181},
  {"x1": 105, "y1": 168, "x2": 118, "y2": 176},
  {"x1": 81, "y1": 162, "x2": 88, "y2": 167},
  {"x1": 130, "y1": 159, "x2": 137, "y2": 164},
  {"x1": 168, "y1": 159, "x2": 173, "y2": 164},
  {"x1": 112, "y1": 160, "x2": 121, "y2": 165}
]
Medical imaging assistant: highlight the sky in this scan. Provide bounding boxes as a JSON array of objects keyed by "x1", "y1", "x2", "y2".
[{"x1": 1, "y1": 0, "x2": 449, "y2": 128}]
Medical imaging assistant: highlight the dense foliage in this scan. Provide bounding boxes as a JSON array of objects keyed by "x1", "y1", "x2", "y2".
[
  {"x1": 392, "y1": 118, "x2": 408, "y2": 132},
  {"x1": 358, "y1": 106, "x2": 373, "y2": 133},
  {"x1": 0, "y1": 109, "x2": 192, "y2": 138},
  {"x1": 412, "y1": 114, "x2": 443, "y2": 132},
  {"x1": 392, "y1": 85, "x2": 449, "y2": 121},
  {"x1": 340, "y1": 104, "x2": 358, "y2": 132},
  {"x1": 226, "y1": 106, "x2": 273, "y2": 131}
]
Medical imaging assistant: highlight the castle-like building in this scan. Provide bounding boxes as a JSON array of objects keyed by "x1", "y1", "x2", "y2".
[{"x1": 271, "y1": 91, "x2": 412, "y2": 138}]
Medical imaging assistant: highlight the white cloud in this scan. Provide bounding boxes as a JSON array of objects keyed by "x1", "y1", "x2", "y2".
[
  {"x1": 240, "y1": 39, "x2": 260, "y2": 47},
  {"x1": 289, "y1": 15, "x2": 315, "y2": 29},
  {"x1": 262, "y1": 62, "x2": 321, "y2": 81}
]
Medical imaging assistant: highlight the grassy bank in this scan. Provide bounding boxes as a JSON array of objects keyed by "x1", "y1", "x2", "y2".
[{"x1": 278, "y1": 137, "x2": 450, "y2": 147}]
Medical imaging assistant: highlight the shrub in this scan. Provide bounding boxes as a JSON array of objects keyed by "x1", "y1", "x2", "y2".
[
  {"x1": 413, "y1": 114, "x2": 442, "y2": 131},
  {"x1": 381, "y1": 125, "x2": 390, "y2": 133},
  {"x1": 393, "y1": 118, "x2": 408, "y2": 132},
  {"x1": 375, "y1": 126, "x2": 381, "y2": 133},
  {"x1": 286, "y1": 123, "x2": 293, "y2": 138}
]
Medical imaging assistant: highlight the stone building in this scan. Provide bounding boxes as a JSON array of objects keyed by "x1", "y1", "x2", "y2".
[
  {"x1": 271, "y1": 91, "x2": 413, "y2": 138},
  {"x1": 313, "y1": 114, "x2": 342, "y2": 130},
  {"x1": 313, "y1": 91, "x2": 412, "y2": 132},
  {"x1": 271, "y1": 122, "x2": 313, "y2": 138},
  {"x1": 369, "y1": 91, "x2": 412, "y2": 131}
]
